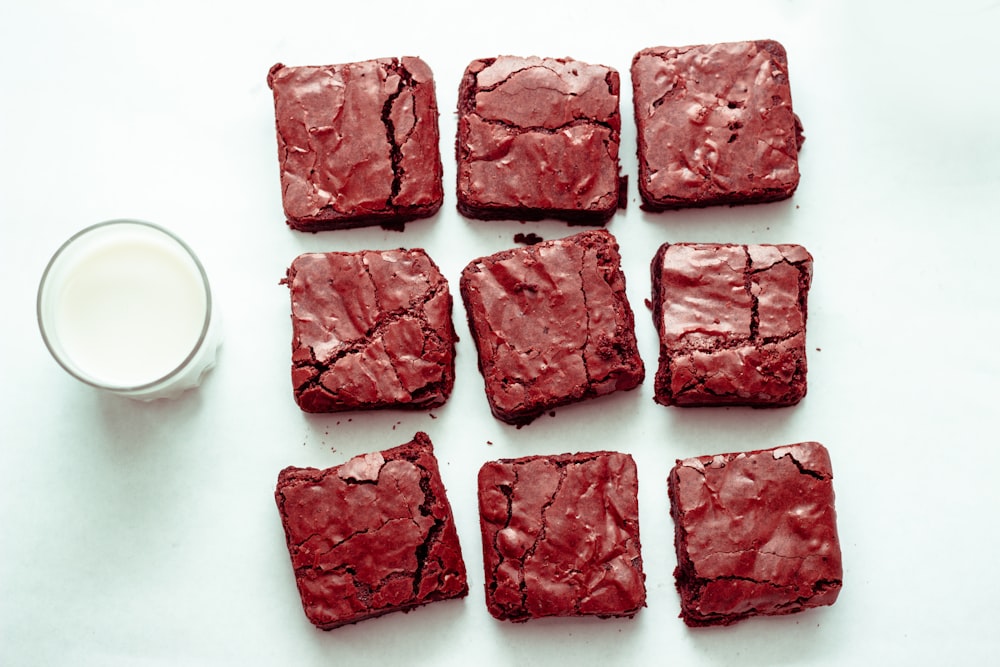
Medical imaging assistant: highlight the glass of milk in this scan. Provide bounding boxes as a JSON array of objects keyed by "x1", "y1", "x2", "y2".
[{"x1": 37, "y1": 220, "x2": 221, "y2": 401}]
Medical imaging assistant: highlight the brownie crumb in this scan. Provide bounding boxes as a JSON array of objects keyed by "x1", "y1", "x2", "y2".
[{"x1": 513, "y1": 232, "x2": 543, "y2": 245}]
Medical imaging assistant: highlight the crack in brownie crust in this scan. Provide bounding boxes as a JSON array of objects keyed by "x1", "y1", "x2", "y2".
[
  {"x1": 460, "y1": 230, "x2": 644, "y2": 425},
  {"x1": 268, "y1": 57, "x2": 443, "y2": 231},
  {"x1": 631, "y1": 40, "x2": 804, "y2": 210},
  {"x1": 651, "y1": 242, "x2": 812, "y2": 407},
  {"x1": 275, "y1": 433, "x2": 468, "y2": 630},
  {"x1": 456, "y1": 56, "x2": 624, "y2": 224},
  {"x1": 284, "y1": 249, "x2": 456, "y2": 412},
  {"x1": 478, "y1": 451, "x2": 646, "y2": 621},
  {"x1": 668, "y1": 441, "x2": 842, "y2": 627}
]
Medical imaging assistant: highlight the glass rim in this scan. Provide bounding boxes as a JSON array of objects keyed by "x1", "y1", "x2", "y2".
[{"x1": 36, "y1": 219, "x2": 214, "y2": 393}]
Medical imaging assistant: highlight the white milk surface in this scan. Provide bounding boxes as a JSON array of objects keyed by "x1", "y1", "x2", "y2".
[{"x1": 45, "y1": 224, "x2": 209, "y2": 388}]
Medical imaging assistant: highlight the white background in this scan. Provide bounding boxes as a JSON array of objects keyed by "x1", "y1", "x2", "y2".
[{"x1": 2, "y1": 1, "x2": 998, "y2": 665}]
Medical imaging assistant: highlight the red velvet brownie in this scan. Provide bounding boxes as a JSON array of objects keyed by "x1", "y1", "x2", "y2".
[
  {"x1": 275, "y1": 433, "x2": 468, "y2": 630},
  {"x1": 284, "y1": 248, "x2": 456, "y2": 413},
  {"x1": 668, "y1": 441, "x2": 843, "y2": 627},
  {"x1": 268, "y1": 57, "x2": 443, "y2": 231},
  {"x1": 631, "y1": 40, "x2": 804, "y2": 210},
  {"x1": 456, "y1": 56, "x2": 624, "y2": 224},
  {"x1": 650, "y1": 242, "x2": 812, "y2": 407},
  {"x1": 478, "y1": 451, "x2": 646, "y2": 621},
  {"x1": 460, "y1": 230, "x2": 644, "y2": 425}
]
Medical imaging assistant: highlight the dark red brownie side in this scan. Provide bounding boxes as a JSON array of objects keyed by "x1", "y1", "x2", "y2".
[
  {"x1": 478, "y1": 451, "x2": 646, "y2": 621},
  {"x1": 460, "y1": 229, "x2": 644, "y2": 425},
  {"x1": 651, "y1": 242, "x2": 812, "y2": 407},
  {"x1": 668, "y1": 441, "x2": 843, "y2": 627},
  {"x1": 268, "y1": 57, "x2": 443, "y2": 231},
  {"x1": 284, "y1": 248, "x2": 456, "y2": 413},
  {"x1": 456, "y1": 55, "x2": 624, "y2": 224},
  {"x1": 275, "y1": 433, "x2": 468, "y2": 630},
  {"x1": 631, "y1": 40, "x2": 804, "y2": 211}
]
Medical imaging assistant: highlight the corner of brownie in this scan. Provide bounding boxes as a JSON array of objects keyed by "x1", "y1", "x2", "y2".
[
  {"x1": 631, "y1": 40, "x2": 803, "y2": 210},
  {"x1": 650, "y1": 242, "x2": 812, "y2": 407},
  {"x1": 274, "y1": 432, "x2": 468, "y2": 630},
  {"x1": 268, "y1": 57, "x2": 443, "y2": 231},
  {"x1": 285, "y1": 248, "x2": 457, "y2": 412},
  {"x1": 478, "y1": 451, "x2": 646, "y2": 621},
  {"x1": 456, "y1": 55, "x2": 623, "y2": 224},
  {"x1": 460, "y1": 229, "x2": 644, "y2": 425},
  {"x1": 668, "y1": 441, "x2": 843, "y2": 627}
]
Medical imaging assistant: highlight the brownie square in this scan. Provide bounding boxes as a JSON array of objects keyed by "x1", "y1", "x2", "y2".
[
  {"x1": 478, "y1": 451, "x2": 646, "y2": 621},
  {"x1": 268, "y1": 57, "x2": 444, "y2": 231},
  {"x1": 668, "y1": 441, "x2": 843, "y2": 627},
  {"x1": 460, "y1": 230, "x2": 644, "y2": 425},
  {"x1": 631, "y1": 40, "x2": 804, "y2": 210},
  {"x1": 650, "y1": 242, "x2": 812, "y2": 407},
  {"x1": 284, "y1": 248, "x2": 457, "y2": 413},
  {"x1": 275, "y1": 432, "x2": 468, "y2": 630},
  {"x1": 456, "y1": 56, "x2": 624, "y2": 224}
]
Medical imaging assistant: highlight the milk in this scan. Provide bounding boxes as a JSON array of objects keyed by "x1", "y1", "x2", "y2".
[{"x1": 38, "y1": 220, "x2": 220, "y2": 400}]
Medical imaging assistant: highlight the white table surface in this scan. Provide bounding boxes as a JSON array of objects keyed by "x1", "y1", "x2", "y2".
[{"x1": 3, "y1": 1, "x2": 998, "y2": 665}]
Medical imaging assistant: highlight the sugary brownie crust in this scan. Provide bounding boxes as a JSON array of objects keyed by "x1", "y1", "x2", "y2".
[
  {"x1": 631, "y1": 40, "x2": 804, "y2": 211},
  {"x1": 456, "y1": 56, "x2": 624, "y2": 224},
  {"x1": 275, "y1": 433, "x2": 468, "y2": 630},
  {"x1": 460, "y1": 230, "x2": 644, "y2": 425},
  {"x1": 284, "y1": 248, "x2": 456, "y2": 413},
  {"x1": 268, "y1": 57, "x2": 443, "y2": 231},
  {"x1": 668, "y1": 441, "x2": 843, "y2": 627},
  {"x1": 651, "y1": 242, "x2": 812, "y2": 407},
  {"x1": 478, "y1": 451, "x2": 646, "y2": 621}
]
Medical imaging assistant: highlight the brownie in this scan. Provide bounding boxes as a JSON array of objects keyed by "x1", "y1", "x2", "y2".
[
  {"x1": 456, "y1": 56, "x2": 624, "y2": 224},
  {"x1": 268, "y1": 57, "x2": 443, "y2": 231},
  {"x1": 478, "y1": 451, "x2": 646, "y2": 621},
  {"x1": 275, "y1": 432, "x2": 468, "y2": 630},
  {"x1": 650, "y1": 242, "x2": 812, "y2": 407},
  {"x1": 460, "y1": 229, "x2": 644, "y2": 425},
  {"x1": 668, "y1": 441, "x2": 843, "y2": 627},
  {"x1": 631, "y1": 40, "x2": 804, "y2": 210},
  {"x1": 284, "y1": 248, "x2": 456, "y2": 413}
]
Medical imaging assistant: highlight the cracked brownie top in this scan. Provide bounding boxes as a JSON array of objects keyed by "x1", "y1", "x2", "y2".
[
  {"x1": 668, "y1": 441, "x2": 842, "y2": 627},
  {"x1": 268, "y1": 57, "x2": 443, "y2": 231},
  {"x1": 651, "y1": 242, "x2": 812, "y2": 407},
  {"x1": 275, "y1": 432, "x2": 468, "y2": 630},
  {"x1": 631, "y1": 40, "x2": 804, "y2": 210},
  {"x1": 456, "y1": 55, "x2": 624, "y2": 224},
  {"x1": 478, "y1": 450, "x2": 645, "y2": 621},
  {"x1": 460, "y1": 229, "x2": 644, "y2": 426},
  {"x1": 284, "y1": 248, "x2": 456, "y2": 413}
]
